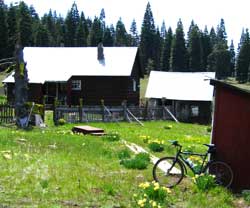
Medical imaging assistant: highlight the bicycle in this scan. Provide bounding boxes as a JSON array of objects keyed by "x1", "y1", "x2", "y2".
[{"x1": 152, "y1": 140, "x2": 233, "y2": 188}]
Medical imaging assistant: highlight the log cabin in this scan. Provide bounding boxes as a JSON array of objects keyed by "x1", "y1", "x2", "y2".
[{"x1": 3, "y1": 45, "x2": 143, "y2": 106}]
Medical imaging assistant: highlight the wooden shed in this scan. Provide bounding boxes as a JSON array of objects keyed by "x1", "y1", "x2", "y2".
[
  {"x1": 3, "y1": 46, "x2": 143, "y2": 106},
  {"x1": 145, "y1": 71, "x2": 215, "y2": 124},
  {"x1": 210, "y1": 79, "x2": 250, "y2": 191}
]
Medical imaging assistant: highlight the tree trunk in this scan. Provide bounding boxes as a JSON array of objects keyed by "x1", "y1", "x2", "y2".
[{"x1": 14, "y1": 44, "x2": 29, "y2": 128}]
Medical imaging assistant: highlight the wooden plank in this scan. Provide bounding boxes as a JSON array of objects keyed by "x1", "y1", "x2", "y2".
[{"x1": 72, "y1": 125, "x2": 104, "y2": 134}]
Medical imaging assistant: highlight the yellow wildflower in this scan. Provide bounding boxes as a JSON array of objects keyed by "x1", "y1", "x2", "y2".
[{"x1": 163, "y1": 187, "x2": 171, "y2": 193}]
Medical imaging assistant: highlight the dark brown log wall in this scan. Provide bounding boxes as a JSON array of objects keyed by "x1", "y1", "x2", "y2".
[{"x1": 211, "y1": 80, "x2": 250, "y2": 191}]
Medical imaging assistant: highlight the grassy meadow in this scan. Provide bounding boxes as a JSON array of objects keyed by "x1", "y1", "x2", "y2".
[{"x1": 0, "y1": 113, "x2": 247, "y2": 208}]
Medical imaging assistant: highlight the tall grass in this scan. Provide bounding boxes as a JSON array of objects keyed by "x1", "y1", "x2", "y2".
[{"x1": 0, "y1": 118, "x2": 240, "y2": 207}]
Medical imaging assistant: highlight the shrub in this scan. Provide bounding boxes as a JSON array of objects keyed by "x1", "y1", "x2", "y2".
[
  {"x1": 139, "y1": 135, "x2": 151, "y2": 144},
  {"x1": 118, "y1": 149, "x2": 131, "y2": 160},
  {"x1": 242, "y1": 190, "x2": 250, "y2": 204},
  {"x1": 120, "y1": 153, "x2": 150, "y2": 170},
  {"x1": 133, "y1": 181, "x2": 172, "y2": 207},
  {"x1": 103, "y1": 132, "x2": 120, "y2": 141},
  {"x1": 206, "y1": 126, "x2": 212, "y2": 133},
  {"x1": 164, "y1": 125, "x2": 173, "y2": 130},
  {"x1": 192, "y1": 173, "x2": 216, "y2": 191},
  {"x1": 58, "y1": 118, "x2": 66, "y2": 125},
  {"x1": 148, "y1": 140, "x2": 164, "y2": 152}
]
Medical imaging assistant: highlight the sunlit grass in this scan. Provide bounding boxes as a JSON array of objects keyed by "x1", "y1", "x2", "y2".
[{"x1": 0, "y1": 118, "x2": 241, "y2": 207}]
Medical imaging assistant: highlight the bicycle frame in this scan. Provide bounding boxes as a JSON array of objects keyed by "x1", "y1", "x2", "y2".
[{"x1": 174, "y1": 145, "x2": 210, "y2": 175}]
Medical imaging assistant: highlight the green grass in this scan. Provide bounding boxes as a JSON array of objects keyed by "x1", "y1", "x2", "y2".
[{"x1": 0, "y1": 116, "x2": 244, "y2": 207}]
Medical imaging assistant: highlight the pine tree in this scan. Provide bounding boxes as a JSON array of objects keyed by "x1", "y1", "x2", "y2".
[
  {"x1": 129, "y1": 19, "x2": 139, "y2": 46},
  {"x1": 42, "y1": 10, "x2": 57, "y2": 46},
  {"x1": 216, "y1": 18, "x2": 227, "y2": 47},
  {"x1": 7, "y1": 3, "x2": 17, "y2": 57},
  {"x1": 201, "y1": 26, "x2": 212, "y2": 70},
  {"x1": 236, "y1": 29, "x2": 250, "y2": 83},
  {"x1": 65, "y1": 2, "x2": 80, "y2": 46},
  {"x1": 103, "y1": 26, "x2": 114, "y2": 46},
  {"x1": 170, "y1": 19, "x2": 188, "y2": 71},
  {"x1": 99, "y1": 8, "x2": 105, "y2": 34},
  {"x1": 207, "y1": 43, "x2": 231, "y2": 79},
  {"x1": 115, "y1": 17, "x2": 128, "y2": 46},
  {"x1": 153, "y1": 28, "x2": 162, "y2": 70},
  {"x1": 88, "y1": 16, "x2": 103, "y2": 46},
  {"x1": 17, "y1": 2, "x2": 33, "y2": 47},
  {"x1": 140, "y1": 2, "x2": 156, "y2": 71},
  {"x1": 76, "y1": 12, "x2": 87, "y2": 46},
  {"x1": 161, "y1": 27, "x2": 173, "y2": 71},
  {"x1": 0, "y1": 1, "x2": 8, "y2": 59},
  {"x1": 229, "y1": 40, "x2": 235, "y2": 77},
  {"x1": 187, "y1": 23, "x2": 203, "y2": 71},
  {"x1": 35, "y1": 23, "x2": 49, "y2": 46},
  {"x1": 160, "y1": 21, "x2": 167, "y2": 39},
  {"x1": 29, "y1": 5, "x2": 40, "y2": 46},
  {"x1": 209, "y1": 27, "x2": 217, "y2": 49},
  {"x1": 237, "y1": 28, "x2": 246, "y2": 53}
]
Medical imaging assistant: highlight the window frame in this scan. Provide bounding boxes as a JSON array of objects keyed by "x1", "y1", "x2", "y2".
[{"x1": 71, "y1": 80, "x2": 81, "y2": 91}]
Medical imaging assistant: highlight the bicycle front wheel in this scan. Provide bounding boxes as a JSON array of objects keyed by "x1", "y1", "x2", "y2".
[
  {"x1": 205, "y1": 161, "x2": 233, "y2": 188},
  {"x1": 153, "y1": 157, "x2": 184, "y2": 188}
]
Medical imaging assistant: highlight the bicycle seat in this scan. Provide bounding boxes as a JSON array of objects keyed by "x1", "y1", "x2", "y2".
[
  {"x1": 203, "y1": 144, "x2": 216, "y2": 153},
  {"x1": 203, "y1": 144, "x2": 215, "y2": 148}
]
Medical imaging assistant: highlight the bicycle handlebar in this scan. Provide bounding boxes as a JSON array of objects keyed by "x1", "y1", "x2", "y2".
[{"x1": 168, "y1": 140, "x2": 181, "y2": 147}]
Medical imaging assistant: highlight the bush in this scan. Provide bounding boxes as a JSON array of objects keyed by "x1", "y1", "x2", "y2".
[
  {"x1": 58, "y1": 118, "x2": 66, "y2": 125},
  {"x1": 120, "y1": 153, "x2": 150, "y2": 170},
  {"x1": 118, "y1": 149, "x2": 131, "y2": 160},
  {"x1": 192, "y1": 173, "x2": 216, "y2": 191},
  {"x1": 164, "y1": 125, "x2": 173, "y2": 130},
  {"x1": 133, "y1": 181, "x2": 172, "y2": 207},
  {"x1": 103, "y1": 132, "x2": 120, "y2": 141},
  {"x1": 206, "y1": 126, "x2": 212, "y2": 133},
  {"x1": 148, "y1": 140, "x2": 164, "y2": 152},
  {"x1": 242, "y1": 190, "x2": 250, "y2": 204}
]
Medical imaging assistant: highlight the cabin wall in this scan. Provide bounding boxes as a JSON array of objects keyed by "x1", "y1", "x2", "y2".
[
  {"x1": 212, "y1": 84, "x2": 250, "y2": 191},
  {"x1": 5, "y1": 83, "x2": 43, "y2": 104},
  {"x1": 68, "y1": 75, "x2": 139, "y2": 106}
]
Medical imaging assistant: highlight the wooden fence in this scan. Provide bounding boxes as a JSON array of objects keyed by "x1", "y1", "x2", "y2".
[
  {"x1": 54, "y1": 105, "x2": 174, "y2": 124},
  {"x1": 0, "y1": 104, "x2": 15, "y2": 124}
]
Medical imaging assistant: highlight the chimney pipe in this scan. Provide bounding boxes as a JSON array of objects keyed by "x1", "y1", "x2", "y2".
[{"x1": 97, "y1": 42, "x2": 104, "y2": 61}]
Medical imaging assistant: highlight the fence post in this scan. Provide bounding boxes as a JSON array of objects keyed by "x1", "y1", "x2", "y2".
[
  {"x1": 162, "y1": 97, "x2": 166, "y2": 120},
  {"x1": 144, "y1": 99, "x2": 148, "y2": 121},
  {"x1": 122, "y1": 100, "x2": 127, "y2": 121},
  {"x1": 53, "y1": 98, "x2": 58, "y2": 125},
  {"x1": 42, "y1": 96, "x2": 46, "y2": 121},
  {"x1": 101, "y1": 99, "x2": 105, "y2": 122},
  {"x1": 79, "y1": 98, "x2": 83, "y2": 123}
]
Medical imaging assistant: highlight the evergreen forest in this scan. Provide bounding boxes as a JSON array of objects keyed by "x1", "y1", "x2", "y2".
[{"x1": 1, "y1": 1, "x2": 250, "y2": 83}]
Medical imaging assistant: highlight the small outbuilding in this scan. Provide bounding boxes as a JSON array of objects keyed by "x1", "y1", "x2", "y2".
[
  {"x1": 3, "y1": 46, "x2": 143, "y2": 106},
  {"x1": 210, "y1": 79, "x2": 250, "y2": 191},
  {"x1": 145, "y1": 71, "x2": 215, "y2": 124}
]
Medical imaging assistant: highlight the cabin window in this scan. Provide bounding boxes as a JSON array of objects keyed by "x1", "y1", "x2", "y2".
[
  {"x1": 133, "y1": 79, "x2": 136, "y2": 92},
  {"x1": 191, "y1": 105, "x2": 199, "y2": 117},
  {"x1": 72, "y1": 80, "x2": 81, "y2": 90}
]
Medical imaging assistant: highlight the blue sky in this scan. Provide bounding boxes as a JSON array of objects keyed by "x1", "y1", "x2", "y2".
[{"x1": 4, "y1": 0, "x2": 250, "y2": 45}]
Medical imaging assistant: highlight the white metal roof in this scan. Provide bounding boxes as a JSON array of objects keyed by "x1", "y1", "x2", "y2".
[
  {"x1": 3, "y1": 47, "x2": 138, "y2": 83},
  {"x1": 145, "y1": 71, "x2": 215, "y2": 101}
]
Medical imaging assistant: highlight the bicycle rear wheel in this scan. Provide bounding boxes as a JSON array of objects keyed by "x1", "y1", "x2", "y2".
[
  {"x1": 153, "y1": 157, "x2": 184, "y2": 188},
  {"x1": 205, "y1": 161, "x2": 233, "y2": 188}
]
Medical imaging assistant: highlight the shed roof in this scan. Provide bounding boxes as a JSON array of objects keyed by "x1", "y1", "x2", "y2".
[
  {"x1": 145, "y1": 71, "x2": 215, "y2": 101},
  {"x1": 210, "y1": 79, "x2": 250, "y2": 96},
  {"x1": 3, "y1": 47, "x2": 138, "y2": 83}
]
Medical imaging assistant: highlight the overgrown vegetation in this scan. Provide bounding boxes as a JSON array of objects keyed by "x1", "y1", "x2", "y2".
[{"x1": 0, "y1": 117, "x2": 246, "y2": 207}]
